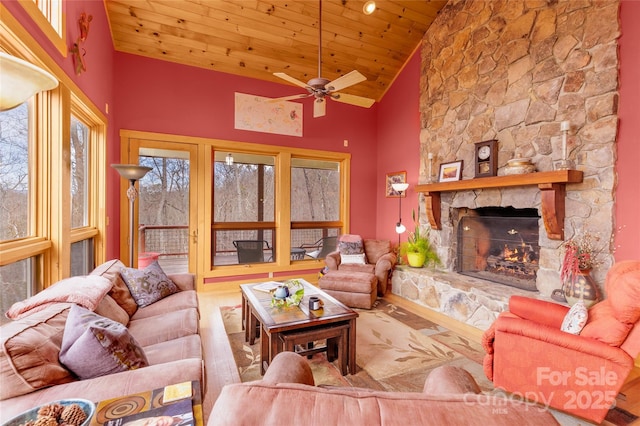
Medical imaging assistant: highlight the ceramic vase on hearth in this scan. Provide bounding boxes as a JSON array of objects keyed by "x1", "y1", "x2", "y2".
[{"x1": 563, "y1": 269, "x2": 599, "y2": 308}]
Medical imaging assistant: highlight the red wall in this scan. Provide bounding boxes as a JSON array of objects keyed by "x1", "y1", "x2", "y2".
[
  {"x1": 614, "y1": 0, "x2": 640, "y2": 261},
  {"x1": 112, "y1": 52, "x2": 379, "y2": 254},
  {"x1": 375, "y1": 50, "x2": 421, "y2": 246}
]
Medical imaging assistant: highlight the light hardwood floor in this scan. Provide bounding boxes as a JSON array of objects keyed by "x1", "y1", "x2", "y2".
[{"x1": 198, "y1": 286, "x2": 640, "y2": 425}]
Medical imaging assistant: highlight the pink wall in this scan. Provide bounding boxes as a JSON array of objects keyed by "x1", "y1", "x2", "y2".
[
  {"x1": 375, "y1": 50, "x2": 421, "y2": 246},
  {"x1": 112, "y1": 52, "x2": 379, "y2": 249},
  {"x1": 614, "y1": 0, "x2": 640, "y2": 261}
]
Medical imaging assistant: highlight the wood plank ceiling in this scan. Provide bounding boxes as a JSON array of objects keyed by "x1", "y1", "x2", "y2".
[{"x1": 105, "y1": 0, "x2": 447, "y2": 102}]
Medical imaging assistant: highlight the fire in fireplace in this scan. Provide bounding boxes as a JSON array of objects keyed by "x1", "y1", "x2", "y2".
[{"x1": 457, "y1": 207, "x2": 540, "y2": 291}]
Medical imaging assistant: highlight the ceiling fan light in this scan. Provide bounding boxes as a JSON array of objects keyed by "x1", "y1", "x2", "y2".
[{"x1": 363, "y1": 1, "x2": 376, "y2": 15}]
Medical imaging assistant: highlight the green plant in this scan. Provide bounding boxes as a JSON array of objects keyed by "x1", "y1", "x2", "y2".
[{"x1": 399, "y1": 210, "x2": 440, "y2": 267}]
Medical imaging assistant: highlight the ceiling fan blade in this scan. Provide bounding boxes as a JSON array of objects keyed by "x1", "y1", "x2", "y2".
[
  {"x1": 331, "y1": 92, "x2": 375, "y2": 108},
  {"x1": 313, "y1": 98, "x2": 326, "y2": 118},
  {"x1": 326, "y1": 70, "x2": 367, "y2": 92},
  {"x1": 267, "y1": 94, "x2": 310, "y2": 102},
  {"x1": 273, "y1": 72, "x2": 309, "y2": 89}
]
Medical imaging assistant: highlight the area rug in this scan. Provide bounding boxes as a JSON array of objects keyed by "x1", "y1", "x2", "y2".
[{"x1": 219, "y1": 298, "x2": 491, "y2": 393}]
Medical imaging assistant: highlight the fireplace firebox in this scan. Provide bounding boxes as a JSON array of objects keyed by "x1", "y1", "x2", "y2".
[{"x1": 457, "y1": 208, "x2": 540, "y2": 291}]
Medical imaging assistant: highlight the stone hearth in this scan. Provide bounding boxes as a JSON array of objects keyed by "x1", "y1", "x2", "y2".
[{"x1": 391, "y1": 266, "x2": 554, "y2": 331}]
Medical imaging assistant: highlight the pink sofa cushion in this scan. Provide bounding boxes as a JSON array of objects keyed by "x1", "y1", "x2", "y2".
[
  {"x1": 580, "y1": 301, "x2": 632, "y2": 346},
  {"x1": 1, "y1": 304, "x2": 75, "y2": 400},
  {"x1": 92, "y1": 259, "x2": 138, "y2": 317},
  {"x1": 94, "y1": 294, "x2": 129, "y2": 326},
  {"x1": 605, "y1": 260, "x2": 640, "y2": 324}
]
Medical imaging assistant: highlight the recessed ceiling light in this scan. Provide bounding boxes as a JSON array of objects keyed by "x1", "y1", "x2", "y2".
[{"x1": 363, "y1": 1, "x2": 376, "y2": 15}]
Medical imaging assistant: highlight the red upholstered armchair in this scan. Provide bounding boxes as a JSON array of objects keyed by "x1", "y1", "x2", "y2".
[
  {"x1": 324, "y1": 235, "x2": 396, "y2": 296},
  {"x1": 482, "y1": 260, "x2": 640, "y2": 424}
]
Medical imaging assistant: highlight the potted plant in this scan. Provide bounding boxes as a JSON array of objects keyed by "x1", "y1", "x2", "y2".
[
  {"x1": 560, "y1": 231, "x2": 602, "y2": 307},
  {"x1": 399, "y1": 210, "x2": 440, "y2": 268}
]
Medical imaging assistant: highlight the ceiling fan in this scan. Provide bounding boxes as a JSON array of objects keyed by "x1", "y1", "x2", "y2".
[{"x1": 271, "y1": 0, "x2": 375, "y2": 118}]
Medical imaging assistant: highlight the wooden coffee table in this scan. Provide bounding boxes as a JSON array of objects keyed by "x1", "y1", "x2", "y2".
[{"x1": 240, "y1": 279, "x2": 358, "y2": 375}]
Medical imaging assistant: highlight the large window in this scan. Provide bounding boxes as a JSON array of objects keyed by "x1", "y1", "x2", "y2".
[
  {"x1": 212, "y1": 152, "x2": 276, "y2": 265},
  {"x1": 0, "y1": 102, "x2": 31, "y2": 241},
  {"x1": 0, "y1": 17, "x2": 107, "y2": 316},
  {"x1": 290, "y1": 158, "x2": 341, "y2": 258}
]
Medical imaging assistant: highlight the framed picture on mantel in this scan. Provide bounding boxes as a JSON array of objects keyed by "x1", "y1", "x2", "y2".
[{"x1": 439, "y1": 160, "x2": 463, "y2": 182}]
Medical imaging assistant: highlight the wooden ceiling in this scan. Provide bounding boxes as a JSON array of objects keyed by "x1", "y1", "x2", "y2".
[{"x1": 104, "y1": 0, "x2": 447, "y2": 102}]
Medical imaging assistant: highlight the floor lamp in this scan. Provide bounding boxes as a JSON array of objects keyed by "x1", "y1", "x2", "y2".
[
  {"x1": 112, "y1": 164, "x2": 152, "y2": 266},
  {"x1": 391, "y1": 182, "x2": 409, "y2": 245}
]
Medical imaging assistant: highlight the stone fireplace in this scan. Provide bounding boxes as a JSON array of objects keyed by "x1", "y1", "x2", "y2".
[{"x1": 392, "y1": 0, "x2": 620, "y2": 329}]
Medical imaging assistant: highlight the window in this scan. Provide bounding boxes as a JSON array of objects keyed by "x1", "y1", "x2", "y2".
[
  {"x1": 0, "y1": 15, "x2": 107, "y2": 306},
  {"x1": 290, "y1": 158, "x2": 341, "y2": 258},
  {"x1": 0, "y1": 102, "x2": 31, "y2": 241},
  {"x1": 71, "y1": 115, "x2": 89, "y2": 228},
  {"x1": 212, "y1": 152, "x2": 276, "y2": 265},
  {"x1": 18, "y1": 0, "x2": 66, "y2": 56}
]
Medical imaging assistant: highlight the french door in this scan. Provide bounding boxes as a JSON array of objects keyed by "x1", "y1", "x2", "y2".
[{"x1": 124, "y1": 139, "x2": 198, "y2": 274}]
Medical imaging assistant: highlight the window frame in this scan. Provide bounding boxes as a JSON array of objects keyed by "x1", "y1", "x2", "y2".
[
  {"x1": 17, "y1": 0, "x2": 66, "y2": 57},
  {"x1": 0, "y1": 6, "x2": 106, "y2": 291}
]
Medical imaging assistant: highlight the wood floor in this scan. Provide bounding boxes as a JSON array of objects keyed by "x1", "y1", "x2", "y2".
[{"x1": 198, "y1": 286, "x2": 640, "y2": 426}]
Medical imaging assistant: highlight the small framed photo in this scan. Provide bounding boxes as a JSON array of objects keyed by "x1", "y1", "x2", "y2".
[
  {"x1": 439, "y1": 160, "x2": 463, "y2": 182},
  {"x1": 386, "y1": 171, "x2": 407, "y2": 197}
]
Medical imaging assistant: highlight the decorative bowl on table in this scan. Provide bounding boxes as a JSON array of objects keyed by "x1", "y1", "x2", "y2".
[
  {"x1": 270, "y1": 279, "x2": 304, "y2": 308},
  {"x1": 2, "y1": 399, "x2": 96, "y2": 426}
]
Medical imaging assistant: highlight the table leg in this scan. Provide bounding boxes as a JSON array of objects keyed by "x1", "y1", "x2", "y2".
[
  {"x1": 248, "y1": 309, "x2": 258, "y2": 345},
  {"x1": 242, "y1": 294, "x2": 248, "y2": 340},
  {"x1": 348, "y1": 318, "x2": 357, "y2": 374},
  {"x1": 260, "y1": 324, "x2": 269, "y2": 375}
]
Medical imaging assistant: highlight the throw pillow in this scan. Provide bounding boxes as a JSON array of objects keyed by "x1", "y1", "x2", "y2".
[
  {"x1": 560, "y1": 300, "x2": 588, "y2": 335},
  {"x1": 91, "y1": 259, "x2": 138, "y2": 317},
  {"x1": 59, "y1": 304, "x2": 148, "y2": 380},
  {"x1": 120, "y1": 261, "x2": 179, "y2": 308},
  {"x1": 338, "y1": 234, "x2": 364, "y2": 255},
  {"x1": 340, "y1": 253, "x2": 367, "y2": 265}
]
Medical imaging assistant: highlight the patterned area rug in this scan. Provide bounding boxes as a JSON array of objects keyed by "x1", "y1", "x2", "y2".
[
  {"x1": 220, "y1": 298, "x2": 638, "y2": 425},
  {"x1": 219, "y1": 298, "x2": 492, "y2": 392}
]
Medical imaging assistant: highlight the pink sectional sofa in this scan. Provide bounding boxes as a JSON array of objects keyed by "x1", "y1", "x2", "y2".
[
  {"x1": 0, "y1": 259, "x2": 203, "y2": 421},
  {"x1": 209, "y1": 352, "x2": 559, "y2": 426}
]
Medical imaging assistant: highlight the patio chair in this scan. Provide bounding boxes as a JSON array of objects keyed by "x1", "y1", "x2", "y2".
[
  {"x1": 233, "y1": 240, "x2": 271, "y2": 264},
  {"x1": 301, "y1": 236, "x2": 337, "y2": 259}
]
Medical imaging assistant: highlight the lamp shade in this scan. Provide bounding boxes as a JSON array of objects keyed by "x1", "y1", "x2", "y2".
[
  {"x1": 0, "y1": 52, "x2": 58, "y2": 111},
  {"x1": 111, "y1": 164, "x2": 152, "y2": 181},
  {"x1": 395, "y1": 223, "x2": 406, "y2": 234},
  {"x1": 391, "y1": 182, "x2": 409, "y2": 192}
]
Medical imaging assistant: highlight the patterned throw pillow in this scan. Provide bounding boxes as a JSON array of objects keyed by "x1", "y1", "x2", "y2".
[
  {"x1": 560, "y1": 300, "x2": 588, "y2": 335},
  {"x1": 59, "y1": 305, "x2": 148, "y2": 380},
  {"x1": 338, "y1": 234, "x2": 364, "y2": 255},
  {"x1": 120, "y1": 261, "x2": 179, "y2": 308}
]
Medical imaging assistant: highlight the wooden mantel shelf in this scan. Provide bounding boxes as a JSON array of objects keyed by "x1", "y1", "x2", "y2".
[{"x1": 415, "y1": 170, "x2": 584, "y2": 240}]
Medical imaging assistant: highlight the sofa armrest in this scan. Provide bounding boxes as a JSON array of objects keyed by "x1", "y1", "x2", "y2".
[
  {"x1": 496, "y1": 316, "x2": 633, "y2": 366},
  {"x1": 169, "y1": 273, "x2": 195, "y2": 291},
  {"x1": 374, "y1": 252, "x2": 396, "y2": 275},
  {"x1": 324, "y1": 251, "x2": 341, "y2": 270},
  {"x1": 423, "y1": 365, "x2": 480, "y2": 395},
  {"x1": 508, "y1": 295, "x2": 568, "y2": 328},
  {"x1": 262, "y1": 352, "x2": 315, "y2": 386}
]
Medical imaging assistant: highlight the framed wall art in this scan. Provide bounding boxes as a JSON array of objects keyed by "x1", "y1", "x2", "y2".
[
  {"x1": 439, "y1": 160, "x2": 463, "y2": 182},
  {"x1": 385, "y1": 171, "x2": 407, "y2": 197}
]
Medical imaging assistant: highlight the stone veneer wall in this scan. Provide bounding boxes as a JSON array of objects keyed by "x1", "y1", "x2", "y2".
[{"x1": 414, "y1": 0, "x2": 620, "y2": 297}]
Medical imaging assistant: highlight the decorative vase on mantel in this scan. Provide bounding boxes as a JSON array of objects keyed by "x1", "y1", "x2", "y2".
[
  {"x1": 406, "y1": 252, "x2": 427, "y2": 268},
  {"x1": 562, "y1": 269, "x2": 599, "y2": 308}
]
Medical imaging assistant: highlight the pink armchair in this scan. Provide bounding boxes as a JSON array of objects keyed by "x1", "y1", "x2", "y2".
[
  {"x1": 325, "y1": 235, "x2": 396, "y2": 296},
  {"x1": 482, "y1": 260, "x2": 640, "y2": 424}
]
